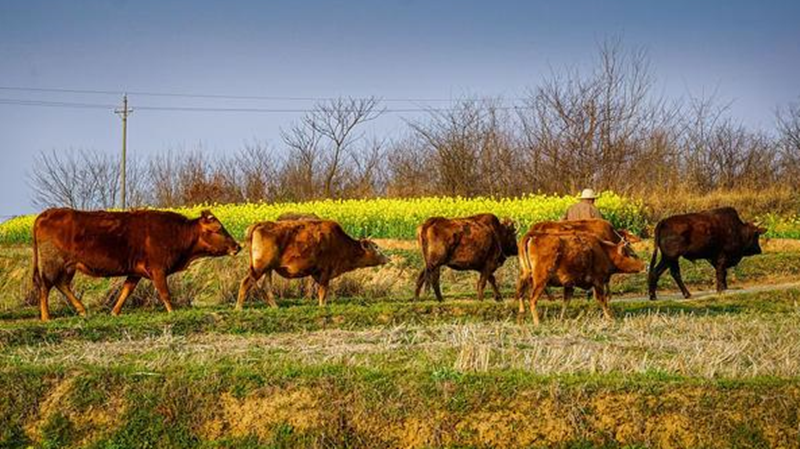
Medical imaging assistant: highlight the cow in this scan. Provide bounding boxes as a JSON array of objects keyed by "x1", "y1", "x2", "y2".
[
  {"x1": 516, "y1": 219, "x2": 640, "y2": 300},
  {"x1": 648, "y1": 207, "x2": 767, "y2": 300},
  {"x1": 31, "y1": 208, "x2": 241, "y2": 321},
  {"x1": 530, "y1": 219, "x2": 640, "y2": 244},
  {"x1": 276, "y1": 211, "x2": 322, "y2": 296},
  {"x1": 414, "y1": 214, "x2": 518, "y2": 302},
  {"x1": 517, "y1": 230, "x2": 645, "y2": 325},
  {"x1": 236, "y1": 219, "x2": 389, "y2": 308}
]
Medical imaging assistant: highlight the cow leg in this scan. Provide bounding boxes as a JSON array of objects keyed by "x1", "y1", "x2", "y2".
[
  {"x1": 594, "y1": 284, "x2": 614, "y2": 320},
  {"x1": 111, "y1": 276, "x2": 141, "y2": 316},
  {"x1": 55, "y1": 272, "x2": 87, "y2": 317},
  {"x1": 414, "y1": 268, "x2": 427, "y2": 301},
  {"x1": 236, "y1": 267, "x2": 265, "y2": 310},
  {"x1": 38, "y1": 281, "x2": 53, "y2": 322},
  {"x1": 262, "y1": 271, "x2": 278, "y2": 308},
  {"x1": 648, "y1": 257, "x2": 670, "y2": 300},
  {"x1": 429, "y1": 267, "x2": 444, "y2": 302},
  {"x1": 151, "y1": 271, "x2": 174, "y2": 313},
  {"x1": 515, "y1": 272, "x2": 530, "y2": 311},
  {"x1": 714, "y1": 260, "x2": 728, "y2": 293},
  {"x1": 560, "y1": 286, "x2": 574, "y2": 320},
  {"x1": 476, "y1": 272, "x2": 488, "y2": 301},
  {"x1": 314, "y1": 272, "x2": 331, "y2": 307},
  {"x1": 487, "y1": 274, "x2": 502, "y2": 302},
  {"x1": 515, "y1": 275, "x2": 528, "y2": 314},
  {"x1": 668, "y1": 260, "x2": 691, "y2": 299},
  {"x1": 528, "y1": 280, "x2": 548, "y2": 326},
  {"x1": 317, "y1": 281, "x2": 329, "y2": 307}
]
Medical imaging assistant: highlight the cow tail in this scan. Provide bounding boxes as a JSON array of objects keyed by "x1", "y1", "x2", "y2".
[
  {"x1": 649, "y1": 221, "x2": 662, "y2": 272},
  {"x1": 519, "y1": 234, "x2": 532, "y2": 276},
  {"x1": 417, "y1": 223, "x2": 428, "y2": 264},
  {"x1": 31, "y1": 222, "x2": 41, "y2": 293},
  {"x1": 244, "y1": 224, "x2": 257, "y2": 246}
]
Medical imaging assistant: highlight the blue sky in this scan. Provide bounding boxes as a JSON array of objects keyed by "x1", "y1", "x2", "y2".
[{"x1": 1, "y1": 0, "x2": 799, "y2": 215}]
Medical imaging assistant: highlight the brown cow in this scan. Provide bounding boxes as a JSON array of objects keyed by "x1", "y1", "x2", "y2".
[
  {"x1": 236, "y1": 219, "x2": 389, "y2": 308},
  {"x1": 516, "y1": 219, "x2": 640, "y2": 300},
  {"x1": 530, "y1": 219, "x2": 640, "y2": 244},
  {"x1": 517, "y1": 231, "x2": 645, "y2": 325},
  {"x1": 414, "y1": 214, "x2": 517, "y2": 302},
  {"x1": 648, "y1": 207, "x2": 766, "y2": 300},
  {"x1": 276, "y1": 211, "x2": 322, "y2": 297},
  {"x1": 31, "y1": 208, "x2": 241, "y2": 321}
]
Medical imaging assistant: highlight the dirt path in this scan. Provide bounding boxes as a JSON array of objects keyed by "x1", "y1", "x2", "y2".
[{"x1": 613, "y1": 280, "x2": 800, "y2": 303}]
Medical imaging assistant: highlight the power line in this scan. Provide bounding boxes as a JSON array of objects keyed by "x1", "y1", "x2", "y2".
[
  {"x1": 0, "y1": 85, "x2": 519, "y2": 103},
  {"x1": 0, "y1": 97, "x2": 531, "y2": 113},
  {"x1": 0, "y1": 98, "x2": 116, "y2": 109}
]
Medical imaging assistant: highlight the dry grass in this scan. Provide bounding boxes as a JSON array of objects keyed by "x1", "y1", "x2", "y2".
[
  {"x1": 6, "y1": 309, "x2": 800, "y2": 379},
  {"x1": 373, "y1": 238, "x2": 417, "y2": 251},
  {"x1": 642, "y1": 186, "x2": 800, "y2": 222}
]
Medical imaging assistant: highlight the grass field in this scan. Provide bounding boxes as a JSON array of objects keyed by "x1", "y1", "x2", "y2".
[{"x1": 2, "y1": 238, "x2": 800, "y2": 448}]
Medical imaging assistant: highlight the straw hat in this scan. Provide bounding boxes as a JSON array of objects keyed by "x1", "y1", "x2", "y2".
[{"x1": 579, "y1": 188, "x2": 598, "y2": 199}]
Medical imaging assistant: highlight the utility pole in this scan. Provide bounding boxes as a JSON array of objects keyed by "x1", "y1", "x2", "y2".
[{"x1": 115, "y1": 94, "x2": 133, "y2": 209}]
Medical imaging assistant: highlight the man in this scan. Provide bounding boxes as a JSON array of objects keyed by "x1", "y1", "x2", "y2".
[{"x1": 562, "y1": 188, "x2": 603, "y2": 221}]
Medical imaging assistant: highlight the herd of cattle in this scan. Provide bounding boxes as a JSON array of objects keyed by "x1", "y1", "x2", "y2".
[{"x1": 28, "y1": 206, "x2": 766, "y2": 324}]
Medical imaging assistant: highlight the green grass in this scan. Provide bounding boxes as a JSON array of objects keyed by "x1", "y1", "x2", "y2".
[
  {"x1": 2, "y1": 361, "x2": 799, "y2": 449},
  {"x1": 2, "y1": 237, "x2": 800, "y2": 448},
  {"x1": 1, "y1": 286, "x2": 799, "y2": 348}
]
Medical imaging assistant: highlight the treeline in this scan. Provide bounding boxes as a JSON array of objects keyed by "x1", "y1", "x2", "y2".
[{"x1": 30, "y1": 42, "x2": 800, "y2": 212}]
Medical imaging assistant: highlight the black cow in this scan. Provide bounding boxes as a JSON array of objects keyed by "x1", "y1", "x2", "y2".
[{"x1": 648, "y1": 207, "x2": 766, "y2": 300}]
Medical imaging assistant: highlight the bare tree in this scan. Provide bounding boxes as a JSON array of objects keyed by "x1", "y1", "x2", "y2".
[
  {"x1": 29, "y1": 148, "x2": 145, "y2": 210},
  {"x1": 346, "y1": 137, "x2": 386, "y2": 198},
  {"x1": 517, "y1": 40, "x2": 670, "y2": 194},
  {"x1": 281, "y1": 97, "x2": 384, "y2": 200},
  {"x1": 408, "y1": 99, "x2": 520, "y2": 197},
  {"x1": 385, "y1": 135, "x2": 437, "y2": 197},
  {"x1": 281, "y1": 122, "x2": 322, "y2": 201},
  {"x1": 777, "y1": 100, "x2": 800, "y2": 186},
  {"x1": 234, "y1": 142, "x2": 281, "y2": 202}
]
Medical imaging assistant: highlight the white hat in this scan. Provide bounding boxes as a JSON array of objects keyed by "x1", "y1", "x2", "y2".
[{"x1": 579, "y1": 188, "x2": 598, "y2": 199}]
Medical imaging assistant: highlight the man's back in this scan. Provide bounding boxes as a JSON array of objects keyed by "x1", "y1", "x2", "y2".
[{"x1": 563, "y1": 201, "x2": 603, "y2": 221}]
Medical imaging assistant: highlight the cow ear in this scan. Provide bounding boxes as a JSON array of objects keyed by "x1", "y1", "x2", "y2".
[
  {"x1": 360, "y1": 239, "x2": 373, "y2": 251},
  {"x1": 201, "y1": 210, "x2": 221, "y2": 225},
  {"x1": 199, "y1": 211, "x2": 221, "y2": 231}
]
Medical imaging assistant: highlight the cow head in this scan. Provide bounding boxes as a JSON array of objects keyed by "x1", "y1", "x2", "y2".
[
  {"x1": 358, "y1": 239, "x2": 390, "y2": 267},
  {"x1": 742, "y1": 222, "x2": 767, "y2": 256},
  {"x1": 601, "y1": 239, "x2": 645, "y2": 274},
  {"x1": 499, "y1": 218, "x2": 519, "y2": 256},
  {"x1": 196, "y1": 210, "x2": 242, "y2": 257}
]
